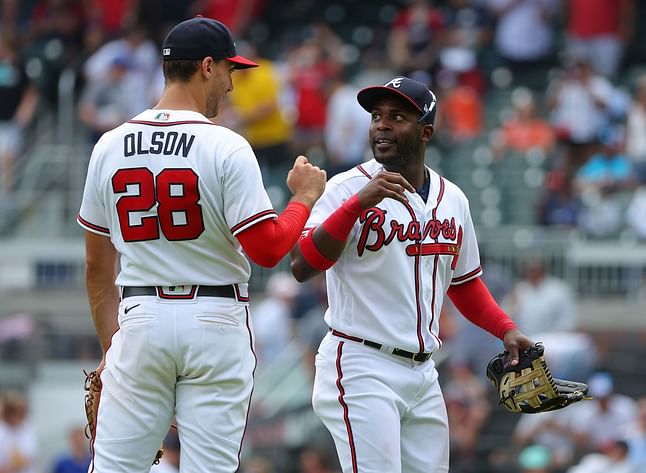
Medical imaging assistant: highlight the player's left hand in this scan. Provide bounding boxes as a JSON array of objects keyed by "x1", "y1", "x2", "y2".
[{"x1": 502, "y1": 329, "x2": 534, "y2": 366}]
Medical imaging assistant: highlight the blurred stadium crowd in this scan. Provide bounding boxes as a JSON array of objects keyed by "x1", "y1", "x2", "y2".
[{"x1": 0, "y1": 0, "x2": 646, "y2": 472}]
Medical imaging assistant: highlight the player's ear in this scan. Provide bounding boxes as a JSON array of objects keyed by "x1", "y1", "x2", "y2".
[
  {"x1": 421, "y1": 124, "x2": 434, "y2": 142},
  {"x1": 201, "y1": 57, "x2": 213, "y2": 78}
]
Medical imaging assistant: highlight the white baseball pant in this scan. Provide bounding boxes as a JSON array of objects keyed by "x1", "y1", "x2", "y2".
[{"x1": 312, "y1": 332, "x2": 449, "y2": 473}]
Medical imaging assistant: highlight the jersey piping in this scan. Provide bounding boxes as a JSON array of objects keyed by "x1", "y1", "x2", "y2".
[
  {"x1": 230, "y1": 209, "x2": 277, "y2": 236},
  {"x1": 127, "y1": 119, "x2": 216, "y2": 127},
  {"x1": 427, "y1": 177, "x2": 445, "y2": 348},
  {"x1": 77, "y1": 214, "x2": 110, "y2": 235}
]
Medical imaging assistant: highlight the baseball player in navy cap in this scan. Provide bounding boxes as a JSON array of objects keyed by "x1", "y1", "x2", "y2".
[
  {"x1": 291, "y1": 76, "x2": 533, "y2": 472},
  {"x1": 78, "y1": 16, "x2": 326, "y2": 473}
]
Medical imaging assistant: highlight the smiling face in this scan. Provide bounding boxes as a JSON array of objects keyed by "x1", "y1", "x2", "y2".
[{"x1": 368, "y1": 96, "x2": 432, "y2": 170}]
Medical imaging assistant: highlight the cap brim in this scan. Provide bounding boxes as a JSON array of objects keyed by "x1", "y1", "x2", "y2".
[
  {"x1": 357, "y1": 86, "x2": 422, "y2": 114},
  {"x1": 227, "y1": 55, "x2": 259, "y2": 69}
]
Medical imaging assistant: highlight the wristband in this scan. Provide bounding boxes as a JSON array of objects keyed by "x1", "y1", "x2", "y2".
[
  {"x1": 321, "y1": 194, "x2": 362, "y2": 241},
  {"x1": 299, "y1": 228, "x2": 336, "y2": 271}
]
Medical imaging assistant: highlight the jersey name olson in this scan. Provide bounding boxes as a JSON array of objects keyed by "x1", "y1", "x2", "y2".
[{"x1": 123, "y1": 131, "x2": 196, "y2": 158}]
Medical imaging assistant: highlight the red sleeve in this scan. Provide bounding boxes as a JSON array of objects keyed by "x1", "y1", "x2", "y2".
[
  {"x1": 237, "y1": 201, "x2": 310, "y2": 268},
  {"x1": 447, "y1": 277, "x2": 517, "y2": 340}
]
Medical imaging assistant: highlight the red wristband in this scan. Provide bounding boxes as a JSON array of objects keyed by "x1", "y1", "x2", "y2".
[
  {"x1": 299, "y1": 228, "x2": 336, "y2": 271},
  {"x1": 321, "y1": 194, "x2": 362, "y2": 241}
]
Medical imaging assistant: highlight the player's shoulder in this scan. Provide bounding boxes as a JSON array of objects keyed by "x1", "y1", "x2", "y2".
[
  {"x1": 102, "y1": 109, "x2": 250, "y2": 148},
  {"x1": 430, "y1": 169, "x2": 470, "y2": 204},
  {"x1": 328, "y1": 159, "x2": 380, "y2": 187}
]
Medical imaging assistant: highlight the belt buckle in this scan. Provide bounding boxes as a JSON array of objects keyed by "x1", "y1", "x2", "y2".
[
  {"x1": 413, "y1": 352, "x2": 431, "y2": 362},
  {"x1": 157, "y1": 285, "x2": 198, "y2": 299}
]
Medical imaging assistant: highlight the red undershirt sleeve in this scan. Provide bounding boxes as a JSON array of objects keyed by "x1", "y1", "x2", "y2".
[
  {"x1": 447, "y1": 277, "x2": 517, "y2": 340},
  {"x1": 237, "y1": 201, "x2": 310, "y2": 268}
]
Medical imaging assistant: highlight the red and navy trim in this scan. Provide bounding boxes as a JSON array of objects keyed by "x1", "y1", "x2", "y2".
[
  {"x1": 451, "y1": 266, "x2": 483, "y2": 284},
  {"x1": 335, "y1": 342, "x2": 358, "y2": 473},
  {"x1": 230, "y1": 209, "x2": 277, "y2": 235},
  {"x1": 356, "y1": 164, "x2": 372, "y2": 180},
  {"x1": 155, "y1": 286, "x2": 198, "y2": 299},
  {"x1": 234, "y1": 284, "x2": 250, "y2": 303},
  {"x1": 127, "y1": 120, "x2": 216, "y2": 127},
  {"x1": 401, "y1": 198, "x2": 425, "y2": 354},
  {"x1": 427, "y1": 177, "x2": 445, "y2": 348},
  {"x1": 77, "y1": 214, "x2": 110, "y2": 235}
]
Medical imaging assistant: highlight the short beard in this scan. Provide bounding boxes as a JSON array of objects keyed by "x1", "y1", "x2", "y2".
[{"x1": 372, "y1": 130, "x2": 423, "y2": 171}]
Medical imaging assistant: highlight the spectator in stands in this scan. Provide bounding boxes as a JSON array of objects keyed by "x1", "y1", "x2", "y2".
[
  {"x1": 82, "y1": 21, "x2": 159, "y2": 120},
  {"x1": 443, "y1": 360, "x2": 491, "y2": 471},
  {"x1": 575, "y1": 126, "x2": 635, "y2": 239},
  {"x1": 386, "y1": 0, "x2": 446, "y2": 79},
  {"x1": 625, "y1": 186, "x2": 646, "y2": 240},
  {"x1": 291, "y1": 273, "x2": 329, "y2": 377},
  {"x1": 83, "y1": 0, "x2": 133, "y2": 40},
  {"x1": 251, "y1": 271, "x2": 300, "y2": 365},
  {"x1": 546, "y1": 57, "x2": 615, "y2": 175},
  {"x1": 536, "y1": 170, "x2": 581, "y2": 227},
  {"x1": 26, "y1": 0, "x2": 86, "y2": 106},
  {"x1": 223, "y1": 41, "x2": 294, "y2": 193},
  {"x1": 285, "y1": 32, "x2": 340, "y2": 155},
  {"x1": 483, "y1": 0, "x2": 559, "y2": 89},
  {"x1": 435, "y1": 72, "x2": 483, "y2": 143},
  {"x1": 323, "y1": 68, "x2": 370, "y2": 176},
  {"x1": 563, "y1": 0, "x2": 636, "y2": 78},
  {"x1": 517, "y1": 444, "x2": 554, "y2": 473},
  {"x1": 150, "y1": 428, "x2": 180, "y2": 473},
  {"x1": 622, "y1": 396, "x2": 646, "y2": 473},
  {"x1": 77, "y1": 54, "x2": 131, "y2": 143},
  {"x1": 513, "y1": 410, "x2": 578, "y2": 471},
  {"x1": 574, "y1": 126, "x2": 635, "y2": 195},
  {"x1": 569, "y1": 372, "x2": 639, "y2": 454},
  {"x1": 28, "y1": 0, "x2": 86, "y2": 47},
  {"x1": 187, "y1": 0, "x2": 265, "y2": 35},
  {"x1": 297, "y1": 447, "x2": 340, "y2": 473},
  {"x1": 437, "y1": 0, "x2": 493, "y2": 97},
  {"x1": 0, "y1": 30, "x2": 40, "y2": 191},
  {"x1": 503, "y1": 256, "x2": 577, "y2": 336},
  {"x1": 491, "y1": 87, "x2": 555, "y2": 159},
  {"x1": 240, "y1": 455, "x2": 275, "y2": 473},
  {"x1": 626, "y1": 74, "x2": 646, "y2": 185},
  {"x1": 0, "y1": 390, "x2": 38, "y2": 473},
  {"x1": 50, "y1": 426, "x2": 90, "y2": 473},
  {"x1": 566, "y1": 439, "x2": 637, "y2": 473}
]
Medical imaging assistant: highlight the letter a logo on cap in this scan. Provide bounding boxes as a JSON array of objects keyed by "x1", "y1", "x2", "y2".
[{"x1": 385, "y1": 77, "x2": 404, "y2": 88}]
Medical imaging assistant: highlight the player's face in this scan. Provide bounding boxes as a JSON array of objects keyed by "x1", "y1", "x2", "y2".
[
  {"x1": 205, "y1": 60, "x2": 235, "y2": 118},
  {"x1": 369, "y1": 97, "x2": 426, "y2": 169}
]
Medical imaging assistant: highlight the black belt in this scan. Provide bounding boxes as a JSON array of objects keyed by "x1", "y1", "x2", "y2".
[
  {"x1": 122, "y1": 285, "x2": 235, "y2": 299},
  {"x1": 331, "y1": 329, "x2": 432, "y2": 362}
]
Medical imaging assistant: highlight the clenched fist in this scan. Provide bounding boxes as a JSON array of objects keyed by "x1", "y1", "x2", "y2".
[{"x1": 287, "y1": 155, "x2": 327, "y2": 209}]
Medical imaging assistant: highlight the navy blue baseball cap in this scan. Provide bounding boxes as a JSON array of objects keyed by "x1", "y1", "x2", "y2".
[
  {"x1": 357, "y1": 77, "x2": 437, "y2": 126},
  {"x1": 162, "y1": 17, "x2": 258, "y2": 69}
]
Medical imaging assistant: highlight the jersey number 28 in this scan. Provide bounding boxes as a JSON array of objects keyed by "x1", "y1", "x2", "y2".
[{"x1": 112, "y1": 167, "x2": 205, "y2": 242}]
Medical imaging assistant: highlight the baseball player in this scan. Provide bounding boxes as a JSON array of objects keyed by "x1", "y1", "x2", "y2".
[
  {"x1": 290, "y1": 76, "x2": 534, "y2": 473},
  {"x1": 77, "y1": 17, "x2": 326, "y2": 473}
]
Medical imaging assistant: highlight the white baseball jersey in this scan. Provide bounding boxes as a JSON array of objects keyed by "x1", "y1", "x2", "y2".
[
  {"x1": 77, "y1": 109, "x2": 276, "y2": 287},
  {"x1": 306, "y1": 159, "x2": 482, "y2": 355}
]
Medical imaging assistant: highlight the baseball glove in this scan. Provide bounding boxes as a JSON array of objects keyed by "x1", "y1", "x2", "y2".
[
  {"x1": 486, "y1": 343, "x2": 589, "y2": 414},
  {"x1": 83, "y1": 370, "x2": 164, "y2": 465}
]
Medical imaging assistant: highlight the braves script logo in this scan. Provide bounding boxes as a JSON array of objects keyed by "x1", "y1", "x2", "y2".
[{"x1": 357, "y1": 208, "x2": 463, "y2": 269}]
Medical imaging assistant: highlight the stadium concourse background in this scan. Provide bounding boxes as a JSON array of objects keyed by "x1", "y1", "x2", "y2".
[{"x1": 1, "y1": 0, "x2": 646, "y2": 472}]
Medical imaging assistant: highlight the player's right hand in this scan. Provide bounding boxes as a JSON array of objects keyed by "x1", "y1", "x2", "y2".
[
  {"x1": 287, "y1": 155, "x2": 327, "y2": 208},
  {"x1": 357, "y1": 171, "x2": 415, "y2": 209}
]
